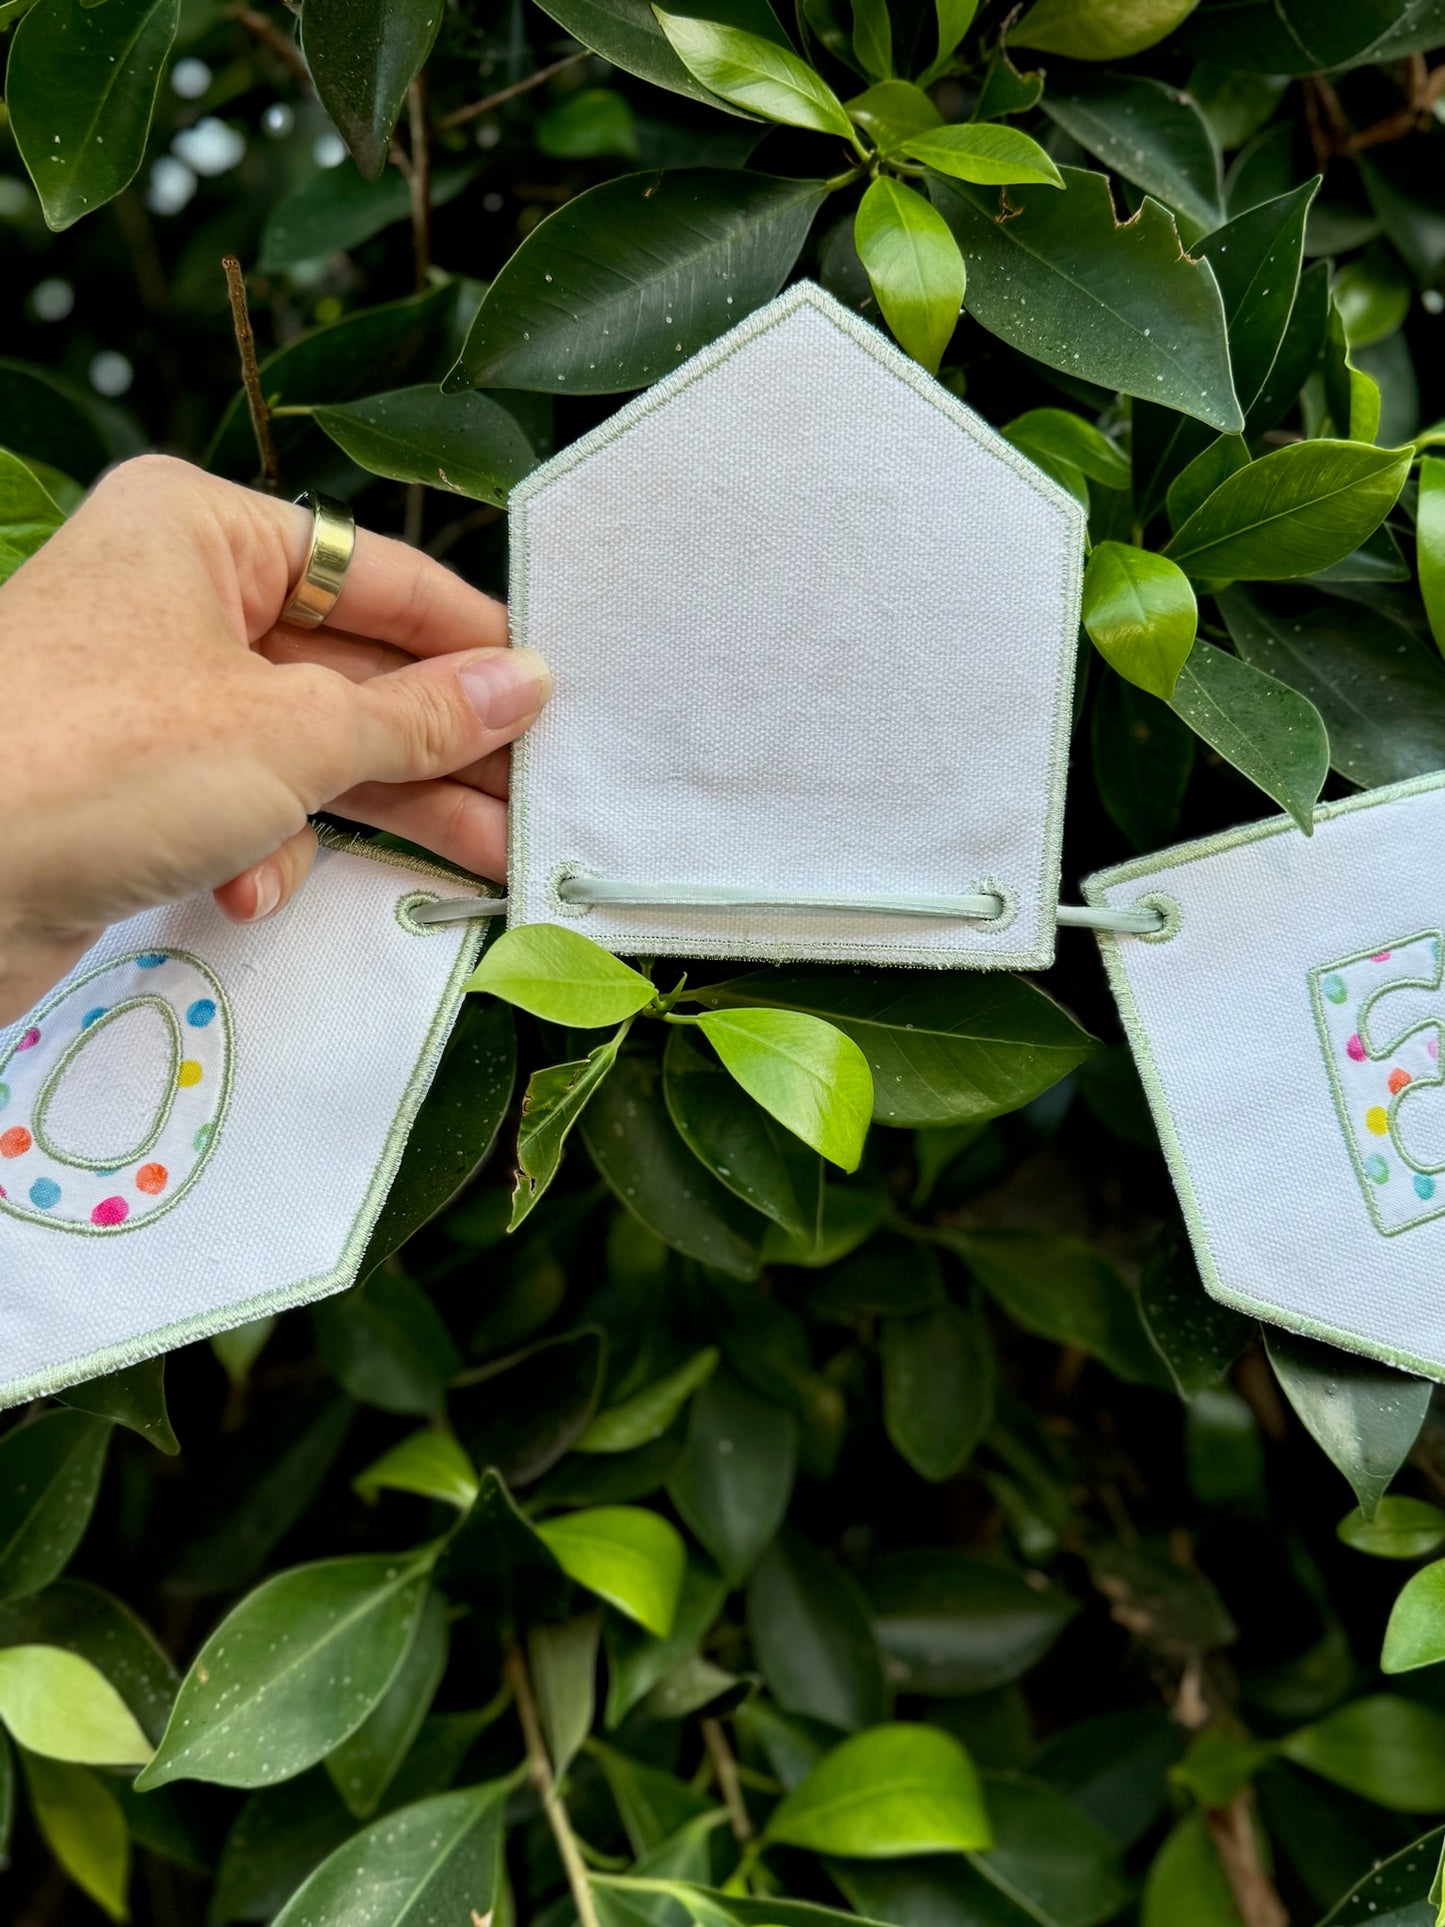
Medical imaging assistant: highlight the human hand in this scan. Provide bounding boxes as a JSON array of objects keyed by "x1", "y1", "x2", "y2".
[{"x1": 0, "y1": 454, "x2": 549, "y2": 1023}]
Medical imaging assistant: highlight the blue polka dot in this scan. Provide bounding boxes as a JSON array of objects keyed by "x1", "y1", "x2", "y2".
[
  {"x1": 29, "y1": 1178, "x2": 61, "y2": 1210},
  {"x1": 1365, "y1": 1155, "x2": 1390, "y2": 1185},
  {"x1": 94, "y1": 1168, "x2": 121, "y2": 1178},
  {"x1": 81, "y1": 1006, "x2": 107, "y2": 1030},
  {"x1": 1417, "y1": 1174, "x2": 1437, "y2": 1201},
  {"x1": 186, "y1": 998, "x2": 217, "y2": 1028},
  {"x1": 136, "y1": 952, "x2": 167, "y2": 970}
]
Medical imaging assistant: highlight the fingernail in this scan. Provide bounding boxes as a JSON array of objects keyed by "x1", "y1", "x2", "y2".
[
  {"x1": 459, "y1": 647, "x2": 549, "y2": 730},
  {"x1": 249, "y1": 866, "x2": 281, "y2": 921}
]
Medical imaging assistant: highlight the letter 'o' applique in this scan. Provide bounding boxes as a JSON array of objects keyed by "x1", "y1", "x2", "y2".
[{"x1": 0, "y1": 949, "x2": 231, "y2": 1234}]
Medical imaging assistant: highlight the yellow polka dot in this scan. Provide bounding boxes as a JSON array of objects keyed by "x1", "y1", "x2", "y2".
[
  {"x1": 1366, "y1": 1105, "x2": 1389, "y2": 1136},
  {"x1": 177, "y1": 1060, "x2": 203, "y2": 1088}
]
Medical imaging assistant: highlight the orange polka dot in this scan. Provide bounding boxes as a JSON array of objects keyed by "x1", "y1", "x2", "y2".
[
  {"x1": 1389, "y1": 1068, "x2": 1413, "y2": 1095},
  {"x1": 135, "y1": 1163, "x2": 168, "y2": 1195},
  {"x1": 0, "y1": 1127, "x2": 30, "y2": 1159},
  {"x1": 177, "y1": 1060, "x2": 203, "y2": 1088}
]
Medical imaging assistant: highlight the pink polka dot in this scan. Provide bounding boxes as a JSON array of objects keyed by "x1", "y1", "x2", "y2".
[
  {"x1": 91, "y1": 1196, "x2": 129, "y2": 1228},
  {"x1": 15, "y1": 1028, "x2": 39, "y2": 1052},
  {"x1": 1432, "y1": 1038, "x2": 1441, "y2": 1060},
  {"x1": 1372, "y1": 952, "x2": 1394, "y2": 963},
  {"x1": 1347, "y1": 1034, "x2": 1366, "y2": 1062}
]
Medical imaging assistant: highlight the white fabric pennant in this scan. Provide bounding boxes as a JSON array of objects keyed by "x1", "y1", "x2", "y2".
[
  {"x1": 507, "y1": 281, "x2": 1085, "y2": 970},
  {"x1": 0, "y1": 839, "x2": 488, "y2": 1408},
  {"x1": 1085, "y1": 772, "x2": 1445, "y2": 1380}
]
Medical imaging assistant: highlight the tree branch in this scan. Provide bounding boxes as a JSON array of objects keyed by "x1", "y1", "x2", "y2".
[
  {"x1": 223, "y1": 3, "x2": 311, "y2": 87},
  {"x1": 436, "y1": 50, "x2": 590, "y2": 132},
  {"x1": 221, "y1": 256, "x2": 279, "y2": 492},
  {"x1": 407, "y1": 72, "x2": 432, "y2": 291},
  {"x1": 1204, "y1": 1793, "x2": 1289, "y2": 1927},
  {"x1": 701, "y1": 1718, "x2": 754, "y2": 1843},
  {"x1": 504, "y1": 1645, "x2": 603, "y2": 1927}
]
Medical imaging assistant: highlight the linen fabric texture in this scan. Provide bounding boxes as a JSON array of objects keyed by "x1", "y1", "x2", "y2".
[
  {"x1": 0, "y1": 840, "x2": 488, "y2": 1408},
  {"x1": 1086, "y1": 772, "x2": 1445, "y2": 1380},
  {"x1": 507, "y1": 281, "x2": 1085, "y2": 970}
]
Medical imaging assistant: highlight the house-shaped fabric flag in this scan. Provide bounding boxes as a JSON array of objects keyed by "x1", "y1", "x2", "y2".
[{"x1": 507, "y1": 281, "x2": 1086, "y2": 971}]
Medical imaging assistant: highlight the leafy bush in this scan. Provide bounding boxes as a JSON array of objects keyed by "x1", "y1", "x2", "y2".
[{"x1": 5, "y1": 0, "x2": 1445, "y2": 1923}]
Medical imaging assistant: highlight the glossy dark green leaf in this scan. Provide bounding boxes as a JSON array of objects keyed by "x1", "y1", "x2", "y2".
[
  {"x1": 1137, "y1": 1224, "x2": 1253, "y2": 1402},
  {"x1": 748, "y1": 1530, "x2": 886, "y2": 1731},
  {"x1": 1179, "y1": 0, "x2": 1445, "y2": 75},
  {"x1": 1012, "y1": 0, "x2": 1198, "y2": 57},
  {"x1": 437, "y1": 1468, "x2": 570, "y2": 1629},
  {"x1": 950, "y1": 1230, "x2": 1166, "y2": 1386},
  {"x1": 604, "y1": 1556, "x2": 727, "y2": 1725},
  {"x1": 137, "y1": 1552, "x2": 435, "y2": 1790},
  {"x1": 1165, "y1": 435, "x2": 1249, "y2": 532},
  {"x1": 1338, "y1": 1496, "x2": 1445, "y2": 1561},
  {"x1": 259, "y1": 163, "x2": 474, "y2": 270},
  {"x1": 1265, "y1": 1329, "x2": 1430, "y2": 1520},
  {"x1": 302, "y1": 0, "x2": 442, "y2": 179},
  {"x1": 59, "y1": 1356, "x2": 178, "y2": 1455},
  {"x1": 664, "y1": 1025, "x2": 823, "y2": 1239},
  {"x1": 602, "y1": 1880, "x2": 899, "y2": 1927},
  {"x1": 697, "y1": 970, "x2": 1093, "y2": 1129},
  {"x1": 1040, "y1": 73, "x2": 1221, "y2": 233},
  {"x1": 528, "y1": 1610, "x2": 600, "y2": 1775},
  {"x1": 0, "y1": 1410, "x2": 110, "y2": 1603},
  {"x1": 966, "y1": 1775, "x2": 1131, "y2": 1927},
  {"x1": 534, "y1": 0, "x2": 791, "y2": 111},
  {"x1": 1281, "y1": 1696, "x2": 1445, "y2": 1811},
  {"x1": 668, "y1": 1367, "x2": 796, "y2": 1584},
  {"x1": 315, "y1": 1270, "x2": 462, "y2": 1417},
  {"x1": 451, "y1": 1328, "x2": 606, "y2": 1486},
  {"x1": 1318, "y1": 1824, "x2": 1442, "y2": 1926},
  {"x1": 929, "y1": 169, "x2": 1241, "y2": 432},
  {"x1": 313, "y1": 385, "x2": 538, "y2": 507},
  {"x1": 1091, "y1": 669, "x2": 1196, "y2": 851},
  {"x1": 882, "y1": 1296, "x2": 995, "y2": 1482},
  {"x1": 513, "y1": 1028, "x2": 627, "y2": 1229},
  {"x1": 863, "y1": 1551, "x2": 1078, "y2": 1694},
  {"x1": 806, "y1": 1236, "x2": 947, "y2": 1319},
  {"x1": 325, "y1": 1588, "x2": 448, "y2": 1816},
  {"x1": 0, "y1": 1579, "x2": 176, "y2": 1746},
  {"x1": 1167, "y1": 639, "x2": 1328, "y2": 833},
  {"x1": 581, "y1": 1051, "x2": 767, "y2": 1278},
  {"x1": 211, "y1": 1769, "x2": 360, "y2": 1924},
  {"x1": 767, "y1": 1722, "x2": 992, "y2": 1855},
  {"x1": 832, "y1": 1855, "x2": 1033, "y2": 1927},
  {"x1": 447, "y1": 169, "x2": 827, "y2": 395},
  {"x1": 592, "y1": 1743, "x2": 715, "y2": 1854},
  {"x1": 1033, "y1": 1707, "x2": 1183, "y2": 1851},
  {"x1": 1186, "y1": 1387, "x2": 1266, "y2": 1511},
  {"x1": 0, "y1": 360, "x2": 140, "y2": 482},
  {"x1": 9, "y1": 0, "x2": 180, "y2": 230}
]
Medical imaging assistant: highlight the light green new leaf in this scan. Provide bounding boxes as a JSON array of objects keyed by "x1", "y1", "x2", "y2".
[
  {"x1": 533, "y1": 0, "x2": 791, "y2": 111},
  {"x1": 1012, "y1": 0, "x2": 1200, "y2": 59},
  {"x1": 1140, "y1": 1812, "x2": 1240, "y2": 1927},
  {"x1": 696, "y1": 1007, "x2": 874, "y2": 1170},
  {"x1": 932, "y1": 0, "x2": 978, "y2": 70},
  {"x1": 768, "y1": 1723, "x2": 993, "y2": 1855},
  {"x1": 0, "y1": 446, "x2": 64, "y2": 586},
  {"x1": 900, "y1": 123, "x2": 1062, "y2": 187},
  {"x1": 136, "y1": 1552, "x2": 435, "y2": 1790},
  {"x1": 8, "y1": 0, "x2": 180, "y2": 231},
  {"x1": 1281, "y1": 1696, "x2": 1445, "y2": 1811},
  {"x1": 20, "y1": 1751, "x2": 129, "y2": 1923},
  {"x1": 854, "y1": 176, "x2": 965, "y2": 374},
  {"x1": 1169, "y1": 641, "x2": 1327, "y2": 834},
  {"x1": 1419, "y1": 457, "x2": 1445, "y2": 656},
  {"x1": 1383, "y1": 1561, "x2": 1445, "y2": 1672},
  {"x1": 354, "y1": 1428, "x2": 479, "y2": 1511},
  {"x1": 537, "y1": 1506, "x2": 686, "y2": 1637},
  {"x1": 653, "y1": 12, "x2": 855, "y2": 140},
  {"x1": 0, "y1": 1645, "x2": 151, "y2": 1767},
  {"x1": 0, "y1": 1410, "x2": 110, "y2": 1603},
  {"x1": 578, "y1": 1349, "x2": 721, "y2": 1453},
  {"x1": 1341, "y1": 1497, "x2": 1445, "y2": 1562},
  {"x1": 301, "y1": 0, "x2": 441, "y2": 179},
  {"x1": 846, "y1": 81, "x2": 941, "y2": 147},
  {"x1": 272, "y1": 1782, "x2": 511, "y2": 1927},
  {"x1": 1002, "y1": 409, "x2": 1130, "y2": 489},
  {"x1": 313, "y1": 387, "x2": 538, "y2": 507},
  {"x1": 1266, "y1": 1328, "x2": 1430, "y2": 1519},
  {"x1": 468, "y1": 924, "x2": 656, "y2": 1027},
  {"x1": 538, "y1": 87, "x2": 642, "y2": 161},
  {"x1": 513, "y1": 1028, "x2": 628, "y2": 1228},
  {"x1": 849, "y1": 0, "x2": 891, "y2": 80},
  {"x1": 1165, "y1": 440, "x2": 1411, "y2": 580},
  {"x1": 1082, "y1": 543, "x2": 1197, "y2": 701}
]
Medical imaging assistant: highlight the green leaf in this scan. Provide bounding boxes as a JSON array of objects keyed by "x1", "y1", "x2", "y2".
[
  {"x1": 468, "y1": 924, "x2": 656, "y2": 1027},
  {"x1": 1167, "y1": 640, "x2": 1328, "y2": 833},
  {"x1": 1179, "y1": 0, "x2": 1443, "y2": 76},
  {"x1": 900, "y1": 124, "x2": 1062, "y2": 188},
  {"x1": 272, "y1": 1782, "x2": 510, "y2": 1927},
  {"x1": 664, "y1": 1024, "x2": 823, "y2": 1239},
  {"x1": 533, "y1": 0, "x2": 792, "y2": 113},
  {"x1": 668, "y1": 1367, "x2": 796, "y2": 1584},
  {"x1": 881, "y1": 1296, "x2": 995, "y2": 1481},
  {"x1": 353, "y1": 1428, "x2": 479, "y2": 1511},
  {"x1": 695, "y1": 971, "x2": 1094, "y2": 1129},
  {"x1": 0, "y1": 1580, "x2": 176, "y2": 1747},
  {"x1": 950, "y1": 1230, "x2": 1166, "y2": 1385},
  {"x1": 136, "y1": 1552, "x2": 435, "y2": 1790},
  {"x1": 1041, "y1": 73, "x2": 1220, "y2": 233},
  {"x1": 1001, "y1": 409, "x2": 1130, "y2": 489},
  {"x1": 602, "y1": 1881, "x2": 899, "y2": 1927},
  {"x1": 1265, "y1": 1329, "x2": 1430, "y2": 1520},
  {"x1": 849, "y1": 0, "x2": 892, "y2": 79},
  {"x1": 974, "y1": 43, "x2": 1044, "y2": 118},
  {"x1": 1012, "y1": 0, "x2": 1200, "y2": 58},
  {"x1": 59, "y1": 1356, "x2": 178, "y2": 1455},
  {"x1": 211, "y1": 1315, "x2": 275, "y2": 1390},
  {"x1": 325, "y1": 1589, "x2": 448, "y2": 1817},
  {"x1": 258, "y1": 161, "x2": 475, "y2": 270},
  {"x1": 528, "y1": 1611, "x2": 601, "y2": 1776},
  {"x1": 863, "y1": 1551, "x2": 1077, "y2": 1694},
  {"x1": 1281, "y1": 1696, "x2": 1445, "y2": 1811},
  {"x1": 513, "y1": 1028, "x2": 627, "y2": 1229},
  {"x1": 1138, "y1": 1225, "x2": 1253, "y2": 1400},
  {"x1": 452, "y1": 1328, "x2": 606, "y2": 1487},
  {"x1": 604, "y1": 1556, "x2": 727, "y2": 1725},
  {"x1": 301, "y1": 0, "x2": 441, "y2": 179},
  {"x1": 1166, "y1": 435, "x2": 1249, "y2": 533},
  {"x1": 8, "y1": 0, "x2": 180, "y2": 231},
  {"x1": 0, "y1": 1410, "x2": 110, "y2": 1603},
  {"x1": 930, "y1": 0, "x2": 977, "y2": 67},
  {"x1": 582, "y1": 1051, "x2": 768, "y2": 1278},
  {"x1": 845, "y1": 80, "x2": 941, "y2": 147},
  {"x1": 853, "y1": 176, "x2": 966, "y2": 375},
  {"x1": 591, "y1": 1743, "x2": 715, "y2": 1854},
  {"x1": 1384, "y1": 1561, "x2": 1445, "y2": 1673},
  {"x1": 313, "y1": 387, "x2": 538, "y2": 507},
  {"x1": 1319, "y1": 1825, "x2": 1444, "y2": 1927},
  {"x1": 438, "y1": 1469, "x2": 570, "y2": 1631},
  {"x1": 538, "y1": 88, "x2": 642, "y2": 161},
  {"x1": 767, "y1": 1723, "x2": 993, "y2": 1856},
  {"x1": 694, "y1": 1007, "x2": 873, "y2": 1171},
  {"x1": 929, "y1": 168, "x2": 1241, "y2": 433},
  {"x1": 1091, "y1": 669, "x2": 1196, "y2": 851},
  {"x1": 1339, "y1": 1497, "x2": 1445, "y2": 1562},
  {"x1": 0, "y1": 1645, "x2": 151, "y2": 1766},
  {"x1": 19, "y1": 1750, "x2": 130, "y2": 1922},
  {"x1": 0, "y1": 445, "x2": 63, "y2": 586},
  {"x1": 1419, "y1": 458, "x2": 1445, "y2": 656},
  {"x1": 314, "y1": 1270, "x2": 462, "y2": 1417},
  {"x1": 1166, "y1": 440, "x2": 1411, "y2": 580},
  {"x1": 579, "y1": 1349, "x2": 721, "y2": 1453},
  {"x1": 653, "y1": 12, "x2": 855, "y2": 139},
  {"x1": 1140, "y1": 1812, "x2": 1241, "y2": 1927},
  {"x1": 1082, "y1": 543, "x2": 1197, "y2": 701},
  {"x1": 746, "y1": 1530, "x2": 887, "y2": 1731},
  {"x1": 537, "y1": 1506, "x2": 687, "y2": 1637},
  {"x1": 967, "y1": 1774, "x2": 1131, "y2": 1925}
]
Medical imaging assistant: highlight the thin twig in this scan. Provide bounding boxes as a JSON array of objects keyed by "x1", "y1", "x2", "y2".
[
  {"x1": 504, "y1": 1646, "x2": 603, "y2": 1927},
  {"x1": 403, "y1": 482, "x2": 426, "y2": 547},
  {"x1": 701, "y1": 1718, "x2": 754, "y2": 1843},
  {"x1": 1204, "y1": 1793, "x2": 1289, "y2": 1927},
  {"x1": 407, "y1": 72, "x2": 432, "y2": 291},
  {"x1": 223, "y1": 3, "x2": 311, "y2": 86},
  {"x1": 436, "y1": 49, "x2": 590, "y2": 132},
  {"x1": 221, "y1": 256, "x2": 280, "y2": 492}
]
